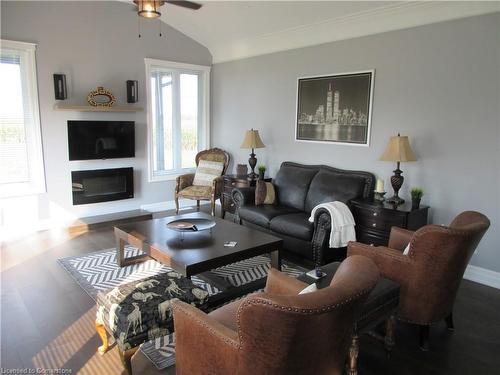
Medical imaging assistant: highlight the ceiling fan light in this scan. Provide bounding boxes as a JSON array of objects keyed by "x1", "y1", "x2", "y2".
[
  {"x1": 138, "y1": 9, "x2": 161, "y2": 18},
  {"x1": 136, "y1": 1, "x2": 163, "y2": 19}
]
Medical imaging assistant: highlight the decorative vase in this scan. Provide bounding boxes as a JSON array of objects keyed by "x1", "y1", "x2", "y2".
[
  {"x1": 411, "y1": 198, "x2": 421, "y2": 210},
  {"x1": 259, "y1": 171, "x2": 265, "y2": 180}
]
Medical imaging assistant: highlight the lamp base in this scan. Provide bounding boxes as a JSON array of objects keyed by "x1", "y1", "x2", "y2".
[
  {"x1": 387, "y1": 162, "x2": 405, "y2": 206},
  {"x1": 248, "y1": 150, "x2": 257, "y2": 179}
]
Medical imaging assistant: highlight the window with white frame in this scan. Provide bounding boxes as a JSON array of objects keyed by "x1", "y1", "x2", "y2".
[
  {"x1": 0, "y1": 40, "x2": 45, "y2": 197},
  {"x1": 145, "y1": 58, "x2": 210, "y2": 181}
]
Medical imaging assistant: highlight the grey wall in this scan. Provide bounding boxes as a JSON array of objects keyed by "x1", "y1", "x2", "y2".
[
  {"x1": 0, "y1": 1, "x2": 211, "y2": 226},
  {"x1": 212, "y1": 13, "x2": 500, "y2": 272}
]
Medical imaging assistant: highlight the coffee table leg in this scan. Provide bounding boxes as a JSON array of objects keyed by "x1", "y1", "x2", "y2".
[
  {"x1": 116, "y1": 236, "x2": 126, "y2": 267},
  {"x1": 270, "y1": 248, "x2": 282, "y2": 271}
]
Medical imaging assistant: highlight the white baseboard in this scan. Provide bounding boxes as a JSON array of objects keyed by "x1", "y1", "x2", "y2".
[
  {"x1": 140, "y1": 199, "x2": 210, "y2": 212},
  {"x1": 464, "y1": 265, "x2": 500, "y2": 289}
]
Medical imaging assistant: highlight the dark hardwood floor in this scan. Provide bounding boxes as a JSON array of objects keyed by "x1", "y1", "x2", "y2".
[{"x1": 1, "y1": 207, "x2": 500, "y2": 374}]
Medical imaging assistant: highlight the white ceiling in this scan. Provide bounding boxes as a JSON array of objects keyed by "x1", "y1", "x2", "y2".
[{"x1": 156, "y1": 1, "x2": 500, "y2": 63}]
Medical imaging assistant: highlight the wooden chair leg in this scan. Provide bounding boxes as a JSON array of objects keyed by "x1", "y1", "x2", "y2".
[
  {"x1": 419, "y1": 325, "x2": 430, "y2": 351},
  {"x1": 385, "y1": 314, "x2": 397, "y2": 358},
  {"x1": 95, "y1": 320, "x2": 108, "y2": 355},
  {"x1": 347, "y1": 330, "x2": 359, "y2": 375},
  {"x1": 175, "y1": 196, "x2": 180, "y2": 214},
  {"x1": 210, "y1": 198, "x2": 215, "y2": 216},
  {"x1": 445, "y1": 313, "x2": 454, "y2": 331},
  {"x1": 119, "y1": 347, "x2": 138, "y2": 375}
]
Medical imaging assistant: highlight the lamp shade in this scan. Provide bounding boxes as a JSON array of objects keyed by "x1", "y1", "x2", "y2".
[
  {"x1": 240, "y1": 129, "x2": 265, "y2": 149},
  {"x1": 380, "y1": 135, "x2": 417, "y2": 162}
]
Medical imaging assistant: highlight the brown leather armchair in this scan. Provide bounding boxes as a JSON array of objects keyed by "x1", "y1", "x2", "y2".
[
  {"x1": 175, "y1": 148, "x2": 230, "y2": 216},
  {"x1": 172, "y1": 255, "x2": 379, "y2": 375},
  {"x1": 347, "y1": 211, "x2": 490, "y2": 350}
]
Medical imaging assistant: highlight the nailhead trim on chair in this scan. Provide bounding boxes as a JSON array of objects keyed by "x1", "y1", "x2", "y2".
[{"x1": 235, "y1": 288, "x2": 373, "y2": 350}]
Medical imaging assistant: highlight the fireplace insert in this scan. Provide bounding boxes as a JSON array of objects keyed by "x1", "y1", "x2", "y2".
[{"x1": 72, "y1": 167, "x2": 133, "y2": 205}]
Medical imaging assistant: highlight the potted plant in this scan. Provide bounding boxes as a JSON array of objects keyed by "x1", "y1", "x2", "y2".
[
  {"x1": 258, "y1": 165, "x2": 266, "y2": 180},
  {"x1": 410, "y1": 188, "x2": 424, "y2": 210}
]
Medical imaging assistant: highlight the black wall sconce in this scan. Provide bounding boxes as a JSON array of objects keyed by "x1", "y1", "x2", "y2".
[
  {"x1": 53, "y1": 74, "x2": 67, "y2": 100},
  {"x1": 126, "y1": 80, "x2": 139, "y2": 103}
]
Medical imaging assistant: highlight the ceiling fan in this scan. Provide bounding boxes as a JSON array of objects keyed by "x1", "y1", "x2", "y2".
[{"x1": 133, "y1": 0, "x2": 202, "y2": 19}]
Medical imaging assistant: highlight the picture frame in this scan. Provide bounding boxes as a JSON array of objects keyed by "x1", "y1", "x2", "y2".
[{"x1": 295, "y1": 70, "x2": 375, "y2": 146}]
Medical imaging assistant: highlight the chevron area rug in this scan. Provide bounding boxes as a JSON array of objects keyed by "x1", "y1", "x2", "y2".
[{"x1": 58, "y1": 245, "x2": 306, "y2": 370}]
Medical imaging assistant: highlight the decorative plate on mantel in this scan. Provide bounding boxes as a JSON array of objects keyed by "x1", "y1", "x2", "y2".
[{"x1": 87, "y1": 86, "x2": 116, "y2": 107}]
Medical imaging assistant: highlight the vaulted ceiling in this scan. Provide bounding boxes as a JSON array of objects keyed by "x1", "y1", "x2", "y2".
[{"x1": 156, "y1": 1, "x2": 499, "y2": 63}]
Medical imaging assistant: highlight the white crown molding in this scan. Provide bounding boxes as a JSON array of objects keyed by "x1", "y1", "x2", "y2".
[
  {"x1": 211, "y1": 1, "x2": 500, "y2": 64},
  {"x1": 464, "y1": 265, "x2": 500, "y2": 290}
]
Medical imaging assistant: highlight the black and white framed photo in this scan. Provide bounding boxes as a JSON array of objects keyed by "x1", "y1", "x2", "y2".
[{"x1": 296, "y1": 70, "x2": 375, "y2": 146}]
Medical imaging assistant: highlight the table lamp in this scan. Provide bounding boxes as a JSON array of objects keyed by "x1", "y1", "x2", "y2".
[
  {"x1": 240, "y1": 129, "x2": 265, "y2": 179},
  {"x1": 380, "y1": 133, "x2": 417, "y2": 205}
]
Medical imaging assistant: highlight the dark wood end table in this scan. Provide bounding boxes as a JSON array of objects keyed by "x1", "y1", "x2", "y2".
[{"x1": 298, "y1": 261, "x2": 400, "y2": 375}]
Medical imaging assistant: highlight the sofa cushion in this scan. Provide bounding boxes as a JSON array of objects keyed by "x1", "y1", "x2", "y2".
[
  {"x1": 239, "y1": 205, "x2": 301, "y2": 228},
  {"x1": 270, "y1": 213, "x2": 314, "y2": 241},
  {"x1": 305, "y1": 170, "x2": 367, "y2": 213},
  {"x1": 273, "y1": 164, "x2": 318, "y2": 211}
]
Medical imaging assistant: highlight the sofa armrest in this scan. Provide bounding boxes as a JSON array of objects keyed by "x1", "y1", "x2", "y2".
[
  {"x1": 388, "y1": 227, "x2": 415, "y2": 251},
  {"x1": 176, "y1": 173, "x2": 195, "y2": 193},
  {"x1": 265, "y1": 268, "x2": 308, "y2": 295},
  {"x1": 172, "y1": 300, "x2": 239, "y2": 373},
  {"x1": 232, "y1": 187, "x2": 256, "y2": 207},
  {"x1": 347, "y1": 241, "x2": 413, "y2": 284},
  {"x1": 311, "y1": 208, "x2": 333, "y2": 266}
]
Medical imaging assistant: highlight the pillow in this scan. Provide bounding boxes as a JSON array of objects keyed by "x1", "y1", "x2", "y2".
[
  {"x1": 299, "y1": 283, "x2": 318, "y2": 295},
  {"x1": 403, "y1": 243, "x2": 410, "y2": 256},
  {"x1": 193, "y1": 159, "x2": 224, "y2": 187},
  {"x1": 255, "y1": 180, "x2": 276, "y2": 205}
]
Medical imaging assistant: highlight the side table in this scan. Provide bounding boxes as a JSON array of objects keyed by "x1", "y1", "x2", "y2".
[
  {"x1": 222, "y1": 174, "x2": 271, "y2": 218},
  {"x1": 351, "y1": 199, "x2": 429, "y2": 246},
  {"x1": 298, "y1": 262, "x2": 400, "y2": 375}
]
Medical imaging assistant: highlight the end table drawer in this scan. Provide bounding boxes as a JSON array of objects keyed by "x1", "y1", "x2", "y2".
[
  {"x1": 356, "y1": 228, "x2": 389, "y2": 246},
  {"x1": 223, "y1": 179, "x2": 249, "y2": 189}
]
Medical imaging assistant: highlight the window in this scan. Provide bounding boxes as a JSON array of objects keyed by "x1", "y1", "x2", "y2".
[
  {"x1": 0, "y1": 40, "x2": 45, "y2": 197},
  {"x1": 145, "y1": 58, "x2": 210, "y2": 181}
]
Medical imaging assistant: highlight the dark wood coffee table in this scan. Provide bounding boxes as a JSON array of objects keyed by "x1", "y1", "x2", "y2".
[{"x1": 114, "y1": 212, "x2": 283, "y2": 304}]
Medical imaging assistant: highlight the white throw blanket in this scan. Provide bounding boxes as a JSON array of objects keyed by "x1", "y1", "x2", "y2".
[{"x1": 308, "y1": 201, "x2": 356, "y2": 248}]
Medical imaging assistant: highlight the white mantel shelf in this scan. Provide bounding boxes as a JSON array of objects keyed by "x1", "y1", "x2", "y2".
[{"x1": 54, "y1": 104, "x2": 143, "y2": 112}]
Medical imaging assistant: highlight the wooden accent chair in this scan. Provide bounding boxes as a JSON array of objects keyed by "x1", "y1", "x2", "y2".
[
  {"x1": 347, "y1": 211, "x2": 490, "y2": 350},
  {"x1": 172, "y1": 255, "x2": 379, "y2": 375},
  {"x1": 175, "y1": 148, "x2": 230, "y2": 216}
]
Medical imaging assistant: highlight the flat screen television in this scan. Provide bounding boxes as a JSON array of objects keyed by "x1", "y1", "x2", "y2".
[{"x1": 67, "y1": 120, "x2": 135, "y2": 160}]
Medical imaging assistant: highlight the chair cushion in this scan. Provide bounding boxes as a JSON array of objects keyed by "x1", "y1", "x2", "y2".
[
  {"x1": 209, "y1": 299, "x2": 243, "y2": 332},
  {"x1": 304, "y1": 170, "x2": 367, "y2": 213},
  {"x1": 270, "y1": 213, "x2": 314, "y2": 241},
  {"x1": 178, "y1": 185, "x2": 212, "y2": 199},
  {"x1": 193, "y1": 159, "x2": 224, "y2": 186},
  {"x1": 255, "y1": 181, "x2": 276, "y2": 205},
  {"x1": 96, "y1": 271, "x2": 209, "y2": 350},
  {"x1": 273, "y1": 164, "x2": 318, "y2": 211},
  {"x1": 239, "y1": 205, "x2": 301, "y2": 228},
  {"x1": 356, "y1": 277, "x2": 400, "y2": 330}
]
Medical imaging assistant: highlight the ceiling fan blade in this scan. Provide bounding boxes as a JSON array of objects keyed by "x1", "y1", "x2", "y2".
[{"x1": 165, "y1": 0, "x2": 202, "y2": 10}]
